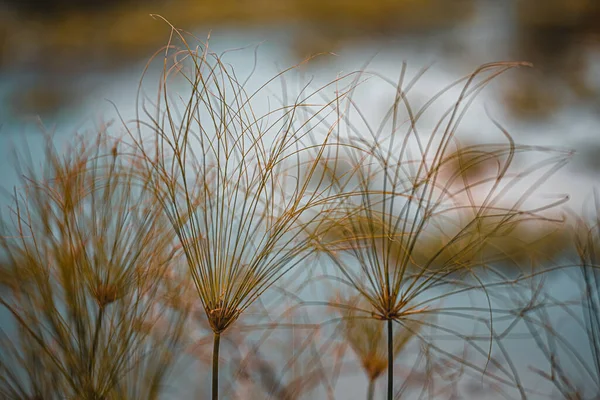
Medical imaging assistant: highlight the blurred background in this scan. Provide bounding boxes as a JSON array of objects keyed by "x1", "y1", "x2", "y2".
[
  {"x1": 0, "y1": 0, "x2": 599, "y2": 118},
  {"x1": 0, "y1": 0, "x2": 599, "y2": 186}
]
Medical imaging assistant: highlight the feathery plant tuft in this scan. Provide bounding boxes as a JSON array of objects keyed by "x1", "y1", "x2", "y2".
[
  {"x1": 308, "y1": 62, "x2": 571, "y2": 399},
  {"x1": 127, "y1": 23, "x2": 353, "y2": 399},
  {"x1": 0, "y1": 131, "x2": 186, "y2": 399}
]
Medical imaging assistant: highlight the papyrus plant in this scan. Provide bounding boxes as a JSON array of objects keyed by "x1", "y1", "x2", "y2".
[
  {"x1": 310, "y1": 62, "x2": 570, "y2": 399},
  {"x1": 128, "y1": 24, "x2": 353, "y2": 399},
  {"x1": 0, "y1": 131, "x2": 185, "y2": 399}
]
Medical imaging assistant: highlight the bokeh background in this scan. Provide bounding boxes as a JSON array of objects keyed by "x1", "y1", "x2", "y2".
[{"x1": 0, "y1": 0, "x2": 599, "y2": 192}]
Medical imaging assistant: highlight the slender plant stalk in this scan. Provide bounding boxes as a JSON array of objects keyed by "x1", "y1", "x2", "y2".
[
  {"x1": 387, "y1": 319, "x2": 393, "y2": 400},
  {"x1": 89, "y1": 306, "x2": 105, "y2": 378},
  {"x1": 212, "y1": 332, "x2": 221, "y2": 400},
  {"x1": 367, "y1": 377, "x2": 375, "y2": 400}
]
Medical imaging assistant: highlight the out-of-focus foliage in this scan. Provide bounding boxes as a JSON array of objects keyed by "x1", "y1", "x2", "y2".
[
  {"x1": 0, "y1": 131, "x2": 186, "y2": 399},
  {"x1": 333, "y1": 294, "x2": 425, "y2": 382}
]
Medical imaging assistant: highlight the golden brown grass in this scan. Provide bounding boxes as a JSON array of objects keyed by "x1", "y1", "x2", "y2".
[{"x1": 0, "y1": 130, "x2": 186, "y2": 399}]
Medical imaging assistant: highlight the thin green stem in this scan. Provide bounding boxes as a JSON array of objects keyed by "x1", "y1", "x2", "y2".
[
  {"x1": 387, "y1": 319, "x2": 393, "y2": 400},
  {"x1": 367, "y1": 377, "x2": 375, "y2": 400},
  {"x1": 212, "y1": 332, "x2": 221, "y2": 400}
]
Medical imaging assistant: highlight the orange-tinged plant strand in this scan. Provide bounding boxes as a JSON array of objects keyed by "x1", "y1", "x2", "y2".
[
  {"x1": 0, "y1": 131, "x2": 186, "y2": 399},
  {"x1": 126, "y1": 22, "x2": 356, "y2": 399}
]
